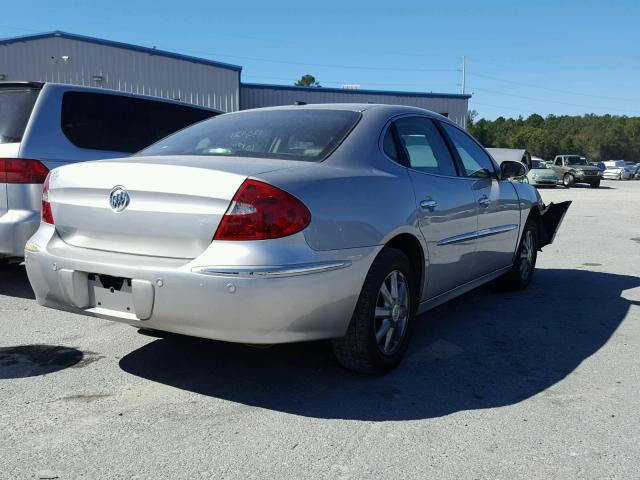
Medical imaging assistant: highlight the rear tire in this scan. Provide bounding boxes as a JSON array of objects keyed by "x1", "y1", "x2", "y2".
[
  {"x1": 502, "y1": 221, "x2": 538, "y2": 290},
  {"x1": 332, "y1": 248, "x2": 417, "y2": 374},
  {"x1": 563, "y1": 173, "x2": 574, "y2": 188}
]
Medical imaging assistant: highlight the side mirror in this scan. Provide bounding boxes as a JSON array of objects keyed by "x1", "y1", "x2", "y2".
[{"x1": 501, "y1": 161, "x2": 527, "y2": 179}]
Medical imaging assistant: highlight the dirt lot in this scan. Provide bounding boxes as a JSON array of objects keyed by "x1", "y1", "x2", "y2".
[{"x1": 1, "y1": 179, "x2": 639, "y2": 479}]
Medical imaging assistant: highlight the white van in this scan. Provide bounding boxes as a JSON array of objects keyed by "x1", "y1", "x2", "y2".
[{"x1": 0, "y1": 82, "x2": 219, "y2": 260}]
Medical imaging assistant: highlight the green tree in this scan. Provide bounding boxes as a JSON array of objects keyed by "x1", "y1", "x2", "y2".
[
  {"x1": 295, "y1": 74, "x2": 321, "y2": 87},
  {"x1": 468, "y1": 112, "x2": 640, "y2": 162}
]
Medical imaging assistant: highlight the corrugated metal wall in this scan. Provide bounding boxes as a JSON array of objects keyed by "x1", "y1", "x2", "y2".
[
  {"x1": 0, "y1": 36, "x2": 240, "y2": 111},
  {"x1": 240, "y1": 85, "x2": 469, "y2": 126}
]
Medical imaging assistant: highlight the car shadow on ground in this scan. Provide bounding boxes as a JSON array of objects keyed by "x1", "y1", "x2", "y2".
[
  {"x1": 120, "y1": 268, "x2": 639, "y2": 420},
  {"x1": 0, "y1": 264, "x2": 36, "y2": 300}
]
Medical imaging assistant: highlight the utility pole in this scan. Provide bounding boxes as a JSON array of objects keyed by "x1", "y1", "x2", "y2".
[{"x1": 461, "y1": 55, "x2": 466, "y2": 95}]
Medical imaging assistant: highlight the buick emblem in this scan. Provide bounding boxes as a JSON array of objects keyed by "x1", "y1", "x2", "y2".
[{"x1": 109, "y1": 186, "x2": 130, "y2": 213}]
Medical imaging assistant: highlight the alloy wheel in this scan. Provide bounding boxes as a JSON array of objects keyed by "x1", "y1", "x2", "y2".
[
  {"x1": 374, "y1": 270, "x2": 410, "y2": 355},
  {"x1": 520, "y1": 230, "x2": 535, "y2": 281}
]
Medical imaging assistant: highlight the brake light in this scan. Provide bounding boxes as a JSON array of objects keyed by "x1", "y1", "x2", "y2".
[
  {"x1": 0, "y1": 158, "x2": 49, "y2": 184},
  {"x1": 214, "y1": 179, "x2": 311, "y2": 241},
  {"x1": 41, "y1": 173, "x2": 54, "y2": 225}
]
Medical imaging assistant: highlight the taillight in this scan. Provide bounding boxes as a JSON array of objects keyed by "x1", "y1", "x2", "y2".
[
  {"x1": 0, "y1": 158, "x2": 49, "y2": 184},
  {"x1": 214, "y1": 179, "x2": 311, "y2": 241},
  {"x1": 41, "y1": 173, "x2": 54, "y2": 225}
]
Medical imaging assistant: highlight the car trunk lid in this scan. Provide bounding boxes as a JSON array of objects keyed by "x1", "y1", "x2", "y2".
[{"x1": 49, "y1": 156, "x2": 305, "y2": 259}]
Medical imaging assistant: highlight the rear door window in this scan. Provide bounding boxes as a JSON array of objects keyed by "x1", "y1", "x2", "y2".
[
  {"x1": 0, "y1": 88, "x2": 40, "y2": 144},
  {"x1": 61, "y1": 92, "x2": 217, "y2": 153},
  {"x1": 394, "y1": 117, "x2": 457, "y2": 176}
]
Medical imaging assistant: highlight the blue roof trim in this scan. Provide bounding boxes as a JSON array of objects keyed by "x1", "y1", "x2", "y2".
[
  {"x1": 241, "y1": 82, "x2": 471, "y2": 100},
  {"x1": 0, "y1": 31, "x2": 242, "y2": 72}
]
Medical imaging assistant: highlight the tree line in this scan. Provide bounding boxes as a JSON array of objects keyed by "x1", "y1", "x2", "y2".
[{"x1": 467, "y1": 112, "x2": 640, "y2": 162}]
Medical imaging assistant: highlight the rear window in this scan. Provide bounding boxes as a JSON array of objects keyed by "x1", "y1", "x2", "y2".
[
  {"x1": 139, "y1": 109, "x2": 361, "y2": 162},
  {"x1": 61, "y1": 92, "x2": 217, "y2": 153},
  {"x1": 0, "y1": 88, "x2": 39, "y2": 144}
]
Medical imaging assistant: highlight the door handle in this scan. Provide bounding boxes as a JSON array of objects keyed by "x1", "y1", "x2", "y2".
[
  {"x1": 478, "y1": 195, "x2": 490, "y2": 207},
  {"x1": 420, "y1": 199, "x2": 438, "y2": 211}
]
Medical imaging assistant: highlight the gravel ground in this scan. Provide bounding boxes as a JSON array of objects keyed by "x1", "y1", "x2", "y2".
[{"x1": 1, "y1": 179, "x2": 639, "y2": 480}]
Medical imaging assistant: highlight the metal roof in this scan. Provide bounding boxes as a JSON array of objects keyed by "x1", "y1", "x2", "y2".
[
  {"x1": 241, "y1": 82, "x2": 472, "y2": 100},
  {"x1": 0, "y1": 30, "x2": 242, "y2": 72}
]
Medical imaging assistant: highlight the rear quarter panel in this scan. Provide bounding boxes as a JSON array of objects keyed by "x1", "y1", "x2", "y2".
[{"x1": 257, "y1": 161, "x2": 420, "y2": 252}]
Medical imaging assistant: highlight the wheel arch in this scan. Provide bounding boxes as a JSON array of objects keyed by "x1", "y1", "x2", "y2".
[
  {"x1": 384, "y1": 233, "x2": 426, "y2": 298},
  {"x1": 525, "y1": 205, "x2": 548, "y2": 251}
]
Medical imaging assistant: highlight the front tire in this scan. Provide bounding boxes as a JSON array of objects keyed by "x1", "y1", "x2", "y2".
[
  {"x1": 590, "y1": 180, "x2": 600, "y2": 188},
  {"x1": 563, "y1": 173, "x2": 574, "y2": 188},
  {"x1": 332, "y1": 248, "x2": 417, "y2": 374},
  {"x1": 502, "y1": 221, "x2": 538, "y2": 290}
]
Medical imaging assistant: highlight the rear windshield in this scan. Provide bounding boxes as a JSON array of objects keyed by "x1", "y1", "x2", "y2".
[
  {"x1": 0, "y1": 88, "x2": 39, "y2": 144},
  {"x1": 139, "y1": 109, "x2": 361, "y2": 161}
]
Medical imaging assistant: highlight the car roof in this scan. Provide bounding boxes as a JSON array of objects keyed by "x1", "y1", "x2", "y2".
[{"x1": 223, "y1": 103, "x2": 451, "y2": 121}]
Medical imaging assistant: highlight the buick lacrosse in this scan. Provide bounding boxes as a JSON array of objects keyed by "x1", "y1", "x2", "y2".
[{"x1": 25, "y1": 104, "x2": 569, "y2": 373}]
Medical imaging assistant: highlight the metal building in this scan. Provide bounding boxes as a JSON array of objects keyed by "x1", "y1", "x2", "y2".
[
  {"x1": 0, "y1": 31, "x2": 469, "y2": 123},
  {"x1": 241, "y1": 83, "x2": 471, "y2": 126},
  {"x1": 0, "y1": 31, "x2": 241, "y2": 111}
]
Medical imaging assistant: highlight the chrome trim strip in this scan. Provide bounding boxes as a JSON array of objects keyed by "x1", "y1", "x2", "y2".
[
  {"x1": 476, "y1": 224, "x2": 519, "y2": 240},
  {"x1": 436, "y1": 231, "x2": 477, "y2": 246},
  {"x1": 437, "y1": 224, "x2": 518, "y2": 246},
  {"x1": 192, "y1": 260, "x2": 352, "y2": 278}
]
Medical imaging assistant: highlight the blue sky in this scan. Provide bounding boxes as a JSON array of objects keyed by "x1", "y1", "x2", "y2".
[{"x1": 2, "y1": 0, "x2": 638, "y2": 119}]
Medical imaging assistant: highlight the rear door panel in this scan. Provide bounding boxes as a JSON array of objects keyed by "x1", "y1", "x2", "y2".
[{"x1": 409, "y1": 172, "x2": 478, "y2": 298}]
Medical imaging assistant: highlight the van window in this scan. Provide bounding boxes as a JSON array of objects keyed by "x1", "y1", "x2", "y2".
[
  {"x1": 61, "y1": 92, "x2": 217, "y2": 153},
  {"x1": 0, "y1": 88, "x2": 40, "y2": 144}
]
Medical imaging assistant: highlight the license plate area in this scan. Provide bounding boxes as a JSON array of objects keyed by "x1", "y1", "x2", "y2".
[{"x1": 88, "y1": 274, "x2": 135, "y2": 315}]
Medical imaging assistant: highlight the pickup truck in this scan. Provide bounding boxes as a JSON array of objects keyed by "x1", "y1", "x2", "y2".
[{"x1": 552, "y1": 155, "x2": 602, "y2": 188}]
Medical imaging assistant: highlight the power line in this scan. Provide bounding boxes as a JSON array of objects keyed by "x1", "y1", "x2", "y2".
[
  {"x1": 160, "y1": 46, "x2": 459, "y2": 73},
  {"x1": 470, "y1": 86, "x2": 639, "y2": 115},
  {"x1": 468, "y1": 71, "x2": 640, "y2": 103}
]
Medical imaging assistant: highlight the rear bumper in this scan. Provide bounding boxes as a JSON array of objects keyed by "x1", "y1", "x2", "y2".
[
  {"x1": 25, "y1": 225, "x2": 379, "y2": 344},
  {"x1": 0, "y1": 209, "x2": 39, "y2": 257}
]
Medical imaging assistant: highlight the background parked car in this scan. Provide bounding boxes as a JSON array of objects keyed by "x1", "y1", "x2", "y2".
[
  {"x1": 0, "y1": 81, "x2": 219, "y2": 260},
  {"x1": 552, "y1": 155, "x2": 602, "y2": 188},
  {"x1": 603, "y1": 160, "x2": 633, "y2": 180},
  {"x1": 624, "y1": 161, "x2": 640, "y2": 179},
  {"x1": 589, "y1": 161, "x2": 606, "y2": 172},
  {"x1": 526, "y1": 158, "x2": 558, "y2": 187}
]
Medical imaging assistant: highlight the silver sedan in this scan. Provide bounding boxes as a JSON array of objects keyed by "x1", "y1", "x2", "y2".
[{"x1": 25, "y1": 104, "x2": 570, "y2": 373}]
